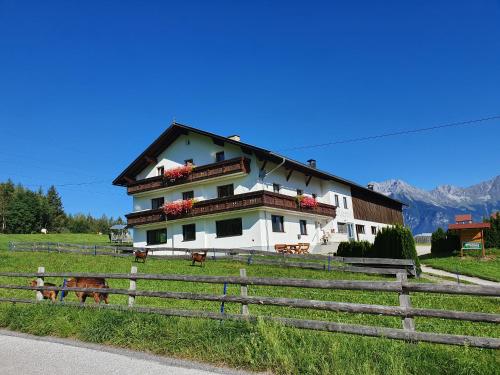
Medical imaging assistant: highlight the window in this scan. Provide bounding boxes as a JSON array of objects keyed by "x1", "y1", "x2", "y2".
[
  {"x1": 371, "y1": 226, "x2": 377, "y2": 235},
  {"x1": 216, "y1": 218, "x2": 243, "y2": 237},
  {"x1": 343, "y1": 197, "x2": 348, "y2": 209},
  {"x1": 184, "y1": 159, "x2": 193, "y2": 166},
  {"x1": 151, "y1": 197, "x2": 164, "y2": 210},
  {"x1": 215, "y1": 151, "x2": 225, "y2": 162},
  {"x1": 182, "y1": 190, "x2": 194, "y2": 200},
  {"x1": 271, "y1": 215, "x2": 284, "y2": 232},
  {"x1": 182, "y1": 224, "x2": 196, "y2": 241},
  {"x1": 334, "y1": 194, "x2": 339, "y2": 207},
  {"x1": 146, "y1": 229, "x2": 167, "y2": 245},
  {"x1": 217, "y1": 184, "x2": 234, "y2": 198},
  {"x1": 157, "y1": 166, "x2": 164, "y2": 176},
  {"x1": 273, "y1": 183, "x2": 280, "y2": 193},
  {"x1": 296, "y1": 189, "x2": 303, "y2": 196},
  {"x1": 300, "y1": 220, "x2": 307, "y2": 235},
  {"x1": 337, "y1": 222, "x2": 347, "y2": 234},
  {"x1": 356, "y1": 224, "x2": 365, "y2": 234}
]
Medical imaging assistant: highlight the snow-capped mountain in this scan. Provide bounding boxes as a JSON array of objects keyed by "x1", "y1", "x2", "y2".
[{"x1": 370, "y1": 175, "x2": 500, "y2": 234}]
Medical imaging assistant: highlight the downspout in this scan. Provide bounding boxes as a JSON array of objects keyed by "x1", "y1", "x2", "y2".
[{"x1": 260, "y1": 157, "x2": 286, "y2": 251}]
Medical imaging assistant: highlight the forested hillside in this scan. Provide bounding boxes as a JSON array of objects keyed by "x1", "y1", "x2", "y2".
[{"x1": 0, "y1": 180, "x2": 123, "y2": 234}]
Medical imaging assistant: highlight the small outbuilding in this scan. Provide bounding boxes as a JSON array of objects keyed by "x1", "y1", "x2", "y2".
[
  {"x1": 448, "y1": 214, "x2": 490, "y2": 257},
  {"x1": 109, "y1": 224, "x2": 131, "y2": 243}
]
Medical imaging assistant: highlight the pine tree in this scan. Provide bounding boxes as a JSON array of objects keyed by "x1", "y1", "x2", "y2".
[
  {"x1": 46, "y1": 185, "x2": 66, "y2": 232},
  {"x1": 0, "y1": 179, "x2": 15, "y2": 233}
]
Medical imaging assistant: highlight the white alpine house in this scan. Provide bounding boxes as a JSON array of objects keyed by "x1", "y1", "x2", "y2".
[{"x1": 113, "y1": 123, "x2": 404, "y2": 253}]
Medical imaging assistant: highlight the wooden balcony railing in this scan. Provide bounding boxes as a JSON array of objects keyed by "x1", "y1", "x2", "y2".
[
  {"x1": 127, "y1": 157, "x2": 251, "y2": 195},
  {"x1": 126, "y1": 191, "x2": 336, "y2": 227}
]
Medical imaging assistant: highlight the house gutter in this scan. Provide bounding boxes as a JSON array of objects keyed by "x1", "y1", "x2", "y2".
[{"x1": 260, "y1": 157, "x2": 286, "y2": 251}]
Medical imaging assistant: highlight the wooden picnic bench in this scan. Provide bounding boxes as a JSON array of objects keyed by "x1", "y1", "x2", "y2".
[{"x1": 274, "y1": 243, "x2": 310, "y2": 254}]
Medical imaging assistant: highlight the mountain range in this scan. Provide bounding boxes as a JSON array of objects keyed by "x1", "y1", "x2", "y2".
[{"x1": 370, "y1": 175, "x2": 500, "y2": 234}]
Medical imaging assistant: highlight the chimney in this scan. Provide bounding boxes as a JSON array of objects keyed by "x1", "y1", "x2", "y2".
[
  {"x1": 227, "y1": 135, "x2": 241, "y2": 142},
  {"x1": 367, "y1": 184, "x2": 374, "y2": 190},
  {"x1": 307, "y1": 159, "x2": 317, "y2": 168}
]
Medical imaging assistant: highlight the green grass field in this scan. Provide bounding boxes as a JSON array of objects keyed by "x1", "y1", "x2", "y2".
[
  {"x1": 420, "y1": 249, "x2": 500, "y2": 282},
  {"x1": 0, "y1": 239, "x2": 498, "y2": 374},
  {"x1": 0, "y1": 233, "x2": 111, "y2": 251}
]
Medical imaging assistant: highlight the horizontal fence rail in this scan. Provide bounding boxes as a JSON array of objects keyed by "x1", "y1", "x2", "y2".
[
  {"x1": 0, "y1": 268, "x2": 498, "y2": 349},
  {"x1": 7, "y1": 242, "x2": 417, "y2": 276}
]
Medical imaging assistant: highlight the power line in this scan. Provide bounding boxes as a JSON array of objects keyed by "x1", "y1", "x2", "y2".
[
  {"x1": 279, "y1": 114, "x2": 500, "y2": 151},
  {"x1": 3, "y1": 114, "x2": 499, "y2": 188}
]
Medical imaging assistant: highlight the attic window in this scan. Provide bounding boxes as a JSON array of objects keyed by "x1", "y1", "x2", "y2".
[
  {"x1": 184, "y1": 159, "x2": 193, "y2": 166},
  {"x1": 216, "y1": 151, "x2": 225, "y2": 162},
  {"x1": 157, "y1": 166, "x2": 164, "y2": 176}
]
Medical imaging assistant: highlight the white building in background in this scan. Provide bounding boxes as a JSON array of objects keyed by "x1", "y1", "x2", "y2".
[{"x1": 113, "y1": 123, "x2": 404, "y2": 253}]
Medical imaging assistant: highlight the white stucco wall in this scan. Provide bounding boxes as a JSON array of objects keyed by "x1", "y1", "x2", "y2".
[{"x1": 127, "y1": 130, "x2": 397, "y2": 251}]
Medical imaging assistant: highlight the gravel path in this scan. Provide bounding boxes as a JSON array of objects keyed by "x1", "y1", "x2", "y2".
[{"x1": 420, "y1": 265, "x2": 500, "y2": 286}]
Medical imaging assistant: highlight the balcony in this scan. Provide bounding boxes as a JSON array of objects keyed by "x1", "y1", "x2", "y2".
[
  {"x1": 126, "y1": 191, "x2": 336, "y2": 227},
  {"x1": 126, "y1": 157, "x2": 251, "y2": 195}
]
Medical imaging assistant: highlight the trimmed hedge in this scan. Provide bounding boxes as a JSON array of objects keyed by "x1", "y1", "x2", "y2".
[
  {"x1": 336, "y1": 241, "x2": 373, "y2": 257},
  {"x1": 336, "y1": 226, "x2": 420, "y2": 274},
  {"x1": 373, "y1": 225, "x2": 421, "y2": 273}
]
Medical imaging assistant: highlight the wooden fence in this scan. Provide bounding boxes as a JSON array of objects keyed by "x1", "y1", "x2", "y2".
[
  {"x1": 7, "y1": 242, "x2": 417, "y2": 276},
  {"x1": 0, "y1": 267, "x2": 498, "y2": 348}
]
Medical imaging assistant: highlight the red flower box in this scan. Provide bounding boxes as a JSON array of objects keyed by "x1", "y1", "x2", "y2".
[
  {"x1": 297, "y1": 195, "x2": 318, "y2": 208},
  {"x1": 164, "y1": 165, "x2": 193, "y2": 182},
  {"x1": 163, "y1": 199, "x2": 195, "y2": 216}
]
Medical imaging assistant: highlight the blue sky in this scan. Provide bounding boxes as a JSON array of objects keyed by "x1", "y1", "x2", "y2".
[{"x1": 1, "y1": 1, "x2": 499, "y2": 219}]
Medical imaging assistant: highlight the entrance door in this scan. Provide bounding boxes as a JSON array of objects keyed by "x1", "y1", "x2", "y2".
[{"x1": 347, "y1": 223, "x2": 355, "y2": 241}]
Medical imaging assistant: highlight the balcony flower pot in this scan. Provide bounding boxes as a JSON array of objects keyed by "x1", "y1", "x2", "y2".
[
  {"x1": 163, "y1": 199, "x2": 195, "y2": 217},
  {"x1": 164, "y1": 165, "x2": 194, "y2": 183},
  {"x1": 297, "y1": 195, "x2": 318, "y2": 209}
]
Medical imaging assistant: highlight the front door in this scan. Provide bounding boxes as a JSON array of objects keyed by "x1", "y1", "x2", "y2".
[{"x1": 347, "y1": 223, "x2": 355, "y2": 241}]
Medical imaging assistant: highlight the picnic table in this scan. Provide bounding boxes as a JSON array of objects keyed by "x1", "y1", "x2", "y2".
[{"x1": 274, "y1": 243, "x2": 310, "y2": 254}]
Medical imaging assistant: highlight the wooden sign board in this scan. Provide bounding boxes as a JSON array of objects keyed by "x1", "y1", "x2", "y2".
[
  {"x1": 462, "y1": 242, "x2": 482, "y2": 250},
  {"x1": 459, "y1": 229, "x2": 485, "y2": 257}
]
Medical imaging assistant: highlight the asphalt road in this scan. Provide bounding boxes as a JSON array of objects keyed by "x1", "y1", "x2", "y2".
[{"x1": 0, "y1": 330, "x2": 254, "y2": 375}]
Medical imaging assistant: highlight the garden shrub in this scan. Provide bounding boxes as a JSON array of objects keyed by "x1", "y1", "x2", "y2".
[
  {"x1": 484, "y1": 212, "x2": 500, "y2": 249},
  {"x1": 336, "y1": 241, "x2": 373, "y2": 257},
  {"x1": 373, "y1": 225, "x2": 420, "y2": 273}
]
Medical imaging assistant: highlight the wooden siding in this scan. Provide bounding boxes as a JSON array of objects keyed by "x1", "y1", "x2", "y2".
[
  {"x1": 126, "y1": 191, "x2": 336, "y2": 227},
  {"x1": 351, "y1": 187, "x2": 403, "y2": 225},
  {"x1": 127, "y1": 157, "x2": 251, "y2": 195}
]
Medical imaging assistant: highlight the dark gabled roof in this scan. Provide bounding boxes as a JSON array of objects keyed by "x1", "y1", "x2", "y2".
[{"x1": 113, "y1": 122, "x2": 406, "y2": 206}]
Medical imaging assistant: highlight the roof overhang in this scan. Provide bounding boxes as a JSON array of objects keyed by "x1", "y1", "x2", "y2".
[
  {"x1": 448, "y1": 223, "x2": 491, "y2": 230},
  {"x1": 112, "y1": 122, "x2": 406, "y2": 207}
]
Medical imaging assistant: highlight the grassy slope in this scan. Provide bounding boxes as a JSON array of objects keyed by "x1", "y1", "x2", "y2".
[
  {"x1": 421, "y1": 249, "x2": 500, "y2": 282},
  {"x1": 0, "y1": 233, "x2": 111, "y2": 251},
  {"x1": 0, "y1": 250, "x2": 498, "y2": 374}
]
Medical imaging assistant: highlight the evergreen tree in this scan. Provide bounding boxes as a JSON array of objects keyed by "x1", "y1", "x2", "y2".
[
  {"x1": 0, "y1": 179, "x2": 15, "y2": 233},
  {"x1": 46, "y1": 185, "x2": 66, "y2": 231}
]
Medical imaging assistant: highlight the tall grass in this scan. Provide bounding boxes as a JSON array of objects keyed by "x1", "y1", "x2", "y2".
[{"x1": 0, "y1": 250, "x2": 498, "y2": 374}]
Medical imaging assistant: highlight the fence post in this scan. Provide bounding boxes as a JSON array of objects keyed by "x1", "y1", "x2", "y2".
[
  {"x1": 240, "y1": 268, "x2": 249, "y2": 316},
  {"x1": 128, "y1": 266, "x2": 137, "y2": 307},
  {"x1": 94, "y1": 245, "x2": 97, "y2": 256},
  {"x1": 397, "y1": 272, "x2": 415, "y2": 332},
  {"x1": 36, "y1": 266, "x2": 45, "y2": 302},
  {"x1": 327, "y1": 255, "x2": 331, "y2": 272},
  {"x1": 220, "y1": 282, "x2": 228, "y2": 314}
]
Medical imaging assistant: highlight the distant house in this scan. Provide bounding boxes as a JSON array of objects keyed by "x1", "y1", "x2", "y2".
[
  {"x1": 454, "y1": 214, "x2": 473, "y2": 225},
  {"x1": 112, "y1": 123, "x2": 405, "y2": 252}
]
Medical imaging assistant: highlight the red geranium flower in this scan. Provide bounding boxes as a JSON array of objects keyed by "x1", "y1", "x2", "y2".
[
  {"x1": 164, "y1": 165, "x2": 193, "y2": 182},
  {"x1": 163, "y1": 199, "x2": 195, "y2": 216},
  {"x1": 297, "y1": 195, "x2": 318, "y2": 208}
]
